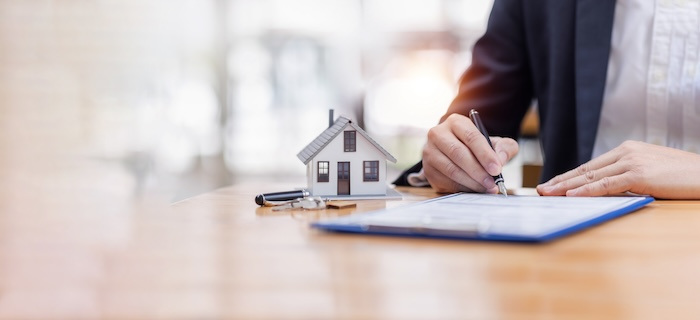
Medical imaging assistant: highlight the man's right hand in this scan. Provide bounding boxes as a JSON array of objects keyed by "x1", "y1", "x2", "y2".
[{"x1": 422, "y1": 113, "x2": 519, "y2": 193}]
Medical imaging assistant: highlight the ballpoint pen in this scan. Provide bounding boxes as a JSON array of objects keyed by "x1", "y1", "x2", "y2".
[
  {"x1": 255, "y1": 189, "x2": 310, "y2": 206},
  {"x1": 469, "y1": 109, "x2": 508, "y2": 197}
]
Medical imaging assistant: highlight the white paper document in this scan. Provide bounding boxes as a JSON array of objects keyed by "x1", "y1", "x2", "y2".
[{"x1": 312, "y1": 193, "x2": 654, "y2": 242}]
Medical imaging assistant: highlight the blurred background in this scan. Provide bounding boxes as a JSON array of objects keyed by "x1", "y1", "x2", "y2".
[{"x1": 0, "y1": 0, "x2": 531, "y2": 202}]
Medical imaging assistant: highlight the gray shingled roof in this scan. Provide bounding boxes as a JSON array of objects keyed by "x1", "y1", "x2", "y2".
[{"x1": 297, "y1": 116, "x2": 397, "y2": 165}]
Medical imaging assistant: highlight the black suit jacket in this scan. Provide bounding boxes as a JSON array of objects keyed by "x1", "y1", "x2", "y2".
[{"x1": 395, "y1": 0, "x2": 616, "y2": 186}]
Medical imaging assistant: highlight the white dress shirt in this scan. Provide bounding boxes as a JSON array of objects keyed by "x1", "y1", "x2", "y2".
[{"x1": 593, "y1": 0, "x2": 700, "y2": 157}]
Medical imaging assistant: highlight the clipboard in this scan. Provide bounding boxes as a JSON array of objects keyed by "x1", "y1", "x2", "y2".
[{"x1": 311, "y1": 193, "x2": 654, "y2": 243}]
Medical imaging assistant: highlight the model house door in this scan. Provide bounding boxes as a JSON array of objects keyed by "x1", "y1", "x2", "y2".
[{"x1": 337, "y1": 162, "x2": 350, "y2": 195}]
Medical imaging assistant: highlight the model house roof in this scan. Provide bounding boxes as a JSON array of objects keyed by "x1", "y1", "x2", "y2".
[{"x1": 297, "y1": 116, "x2": 397, "y2": 165}]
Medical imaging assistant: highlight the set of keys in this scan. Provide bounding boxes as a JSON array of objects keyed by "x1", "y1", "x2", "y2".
[
  {"x1": 266, "y1": 197, "x2": 327, "y2": 211},
  {"x1": 262, "y1": 197, "x2": 357, "y2": 211}
]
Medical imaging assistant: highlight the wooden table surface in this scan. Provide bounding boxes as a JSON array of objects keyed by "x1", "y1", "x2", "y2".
[
  {"x1": 3, "y1": 182, "x2": 700, "y2": 319},
  {"x1": 167, "y1": 185, "x2": 700, "y2": 320}
]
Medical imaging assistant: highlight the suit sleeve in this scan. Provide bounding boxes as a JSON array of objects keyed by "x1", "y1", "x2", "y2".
[
  {"x1": 393, "y1": 0, "x2": 534, "y2": 186},
  {"x1": 441, "y1": 0, "x2": 534, "y2": 138}
]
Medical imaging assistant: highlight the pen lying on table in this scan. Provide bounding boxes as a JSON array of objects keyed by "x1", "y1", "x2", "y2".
[{"x1": 255, "y1": 189, "x2": 309, "y2": 206}]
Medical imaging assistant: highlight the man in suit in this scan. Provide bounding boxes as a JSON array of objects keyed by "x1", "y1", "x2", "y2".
[{"x1": 399, "y1": 0, "x2": 700, "y2": 199}]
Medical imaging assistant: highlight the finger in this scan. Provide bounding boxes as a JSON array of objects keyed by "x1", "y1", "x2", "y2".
[
  {"x1": 566, "y1": 171, "x2": 638, "y2": 197},
  {"x1": 422, "y1": 161, "x2": 462, "y2": 193},
  {"x1": 423, "y1": 157, "x2": 494, "y2": 193},
  {"x1": 491, "y1": 137, "x2": 519, "y2": 165},
  {"x1": 428, "y1": 139, "x2": 495, "y2": 192},
  {"x1": 429, "y1": 128, "x2": 497, "y2": 191},
  {"x1": 450, "y1": 117, "x2": 502, "y2": 176},
  {"x1": 539, "y1": 149, "x2": 623, "y2": 188},
  {"x1": 537, "y1": 162, "x2": 626, "y2": 196},
  {"x1": 423, "y1": 133, "x2": 495, "y2": 192}
]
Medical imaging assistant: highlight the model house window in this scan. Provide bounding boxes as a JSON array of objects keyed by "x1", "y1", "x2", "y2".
[
  {"x1": 344, "y1": 131, "x2": 356, "y2": 152},
  {"x1": 318, "y1": 161, "x2": 329, "y2": 182},
  {"x1": 363, "y1": 161, "x2": 379, "y2": 181}
]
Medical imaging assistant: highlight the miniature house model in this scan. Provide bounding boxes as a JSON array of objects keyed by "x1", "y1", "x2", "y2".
[{"x1": 297, "y1": 113, "x2": 397, "y2": 198}]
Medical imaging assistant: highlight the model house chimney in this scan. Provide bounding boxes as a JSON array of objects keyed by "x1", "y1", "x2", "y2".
[{"x1": 328, "y1": 109, "x2": 334, "y2": 128}]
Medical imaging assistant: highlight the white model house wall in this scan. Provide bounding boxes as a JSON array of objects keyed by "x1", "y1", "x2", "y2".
[{"x1": 307, "y1": 129, "x2": 387, "y2": 196}]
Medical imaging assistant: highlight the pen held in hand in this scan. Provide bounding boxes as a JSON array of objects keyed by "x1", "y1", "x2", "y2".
[{"x1": 469, "y1": 109, "x2": 508, "y2": 197}]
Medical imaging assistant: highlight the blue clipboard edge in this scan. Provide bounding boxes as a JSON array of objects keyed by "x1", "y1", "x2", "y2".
[{"x1": 311, "y1": 194, "x2": 655, "y2": 243}]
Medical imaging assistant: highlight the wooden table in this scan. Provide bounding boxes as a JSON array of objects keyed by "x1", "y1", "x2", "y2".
[
  {"x1": 167, "y1": 185, "x2": 700, "y2": 320},
  {"x1": 3, "y1": 183, "x2": 700, "y2": 319}
]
